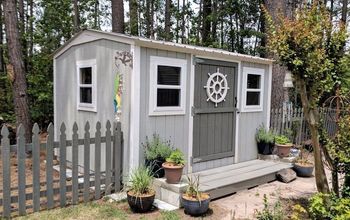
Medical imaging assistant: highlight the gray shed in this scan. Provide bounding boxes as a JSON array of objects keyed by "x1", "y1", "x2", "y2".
[{"x1": 53, "y1": 29, "x2": 273, "y2": 174}]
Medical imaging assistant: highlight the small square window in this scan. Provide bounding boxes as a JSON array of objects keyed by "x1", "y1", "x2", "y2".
[
  {"x1": 157, "y1": 89, "x2": 180, "y2": 106},
  {"x1": 80, "y1": 67, "x2": 92, "y2": 84},
  {"x1": 80, "y1": 88, "x2": 92, "y2": 104},
  {"x1": 157, "y1": 66, "x2": 181, "y2": 85},
  {"x1": 246, "y1": 91, "x2": 260, "y2": 105},
  {"x1": 247, "y1": 74, "x2": 260, "y2": 89}
]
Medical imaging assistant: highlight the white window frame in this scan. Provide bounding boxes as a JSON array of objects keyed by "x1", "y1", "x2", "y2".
[
  {"x1": 242, "y1": 67, "x2": 264, "y2": 112},
  {"x1": 76, "y1": 59, "x2": 97, "y2": 112},
  {"x1": 149, "y1": 56, "x2": 187, "y2": 116}
]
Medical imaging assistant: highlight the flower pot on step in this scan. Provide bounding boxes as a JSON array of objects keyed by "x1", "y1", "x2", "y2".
[
  {"x1": 275, "y1": 143, "x2": 293, "y2": 157},
  {"x1": 162, "y1": 162, "x2": 184, "y2": 184}
]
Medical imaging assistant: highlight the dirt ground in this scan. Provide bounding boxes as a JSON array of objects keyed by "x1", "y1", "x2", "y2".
[{"x1": 212, "y1": 168, "x2": 335, "y2": 220}]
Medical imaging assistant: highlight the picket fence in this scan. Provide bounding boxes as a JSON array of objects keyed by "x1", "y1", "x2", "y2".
[
  {"x1": 0, "y1": 120, "x2": 123, "y2": 217},
  {"x1": 270, "y1": 107, "x2": 338, "y2": 145}
]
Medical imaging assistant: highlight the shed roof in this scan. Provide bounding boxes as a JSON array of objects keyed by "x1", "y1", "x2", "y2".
[{"x1": 53, "y1": 29, "x2": 273, "y2": 65}]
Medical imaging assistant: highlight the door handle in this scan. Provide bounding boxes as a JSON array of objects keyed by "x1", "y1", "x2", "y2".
[{"x1": 191, "y1": 106, "x2": 196, "y2": 117}]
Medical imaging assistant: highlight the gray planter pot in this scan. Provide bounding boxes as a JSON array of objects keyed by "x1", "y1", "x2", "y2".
[{"x1": 182, "y1": 195, "x2": 210, "y2": 216}]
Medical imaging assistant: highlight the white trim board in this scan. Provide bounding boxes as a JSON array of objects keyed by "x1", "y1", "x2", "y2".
[
  {"x1": 188, "y1": 54, "x2": 195, "y2": 173},
  {"x1": 234, "y1": 61, "x2": 242, "y2": 164},
  {"x1": 266, "y1": 64, "x2": 273, "y2": 130},
  {"x1": 129, "y1": 45, "x2": 141, "y2": 173}
]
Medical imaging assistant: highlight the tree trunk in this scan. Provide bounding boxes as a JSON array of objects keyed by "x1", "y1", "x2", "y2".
[
  {"x1": 93, "y1": 0, "x2": 99, "y2": 29},
  {"x1": 181, "y1": 0, "x2": 186, "y2": 43},
  {"x1": 111, "y1": 0, "x2": 124, "y2": 33},
  {"x1": 202, "y1": 0, "x2": 211, "y2": 46},
  {"x1": 3, "y1": 0, "x2": 32, "y2": 143},
  {"x1": 0, "y1": 0, "x2": 4, "y2": 73},
  {"x1": 296, "y1": 76, "x2": 330, "y2": 194},
  {"x1": 196, "y1": 0, "x2": 203, "y2": 45},
  {"x1": 18, "y1": 0, "x2": 27, "y2": 71},
  {"x1": 341, "y1": 0, "x2": 348, "y2": 24},
  {"x1": 129, "y1": 0, "x2": 138, "y2": 35},
  {"x1": 164, "y1": 0, "x2": 171, "y2": 40},
  {"x1": 72, "y1": 0, "x2": 80, "y2": 33},
  {"x1": 145, "y1": 0, "x2": 151, "y2": 37},
  {"x1": 27, "y1": 0, "x2": 34, "y2": 72},
  {"x1": 211, "y1": 0, "x2": 217, "y2": 45}
]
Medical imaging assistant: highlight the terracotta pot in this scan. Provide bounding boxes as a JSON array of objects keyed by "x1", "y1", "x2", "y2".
[
  {"x1": 127, "y1": 190, "x2": 155, "y2": 213},
  {"x1": 275, "y1": 143, "x2": 293, "y2": 157},
  {"x1": 182, "y1": 194, "x2": 210, "y2": 216},
  {"x1": 293, "y1": 163, "x2": 314, "y2": 177},
  {"x1": 162, "y1": 162, "x2": 184, "y2": 184}
]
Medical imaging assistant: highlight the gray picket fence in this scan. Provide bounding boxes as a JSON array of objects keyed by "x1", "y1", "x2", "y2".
[
  {"x1": 0, "y1": 120, "x2": 123, "y2": 217},
  {"x1": 270, "y1": 107, "x2": 338, "y2": 146}
]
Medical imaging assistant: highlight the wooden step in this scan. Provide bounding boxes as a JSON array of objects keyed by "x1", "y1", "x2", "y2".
[{"x1": 193, "y1": 160, "x2": 292, "y2": 199}]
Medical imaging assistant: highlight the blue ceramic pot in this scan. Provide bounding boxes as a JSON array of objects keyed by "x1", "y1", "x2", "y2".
[
  {"x1": 293, "y1": 163, "x2": 314, "y2": 177},
  {"x1": 182, "y1": 195, "x2": 210, "y2": 216}
]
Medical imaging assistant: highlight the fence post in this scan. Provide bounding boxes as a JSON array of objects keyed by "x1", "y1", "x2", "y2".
[
  {"x1": 94, "y1": 122, "x2": 101, "y2": 199},
  {"x1": 105, "y1": 121, "x2": 112, "y2": 195},
  {"x1": 32, "y1": 123, "x2": 40, "y2": 212},
  {"x1": 17, "y1": 125, "x2": 26, "y2": 215},
  {"x1": 59, "y1": 123, "x2": 67, "y2": 207},
  {"x1": 46, "y1": 123, "x2": 54, "y2": 209},
  {"x1": 83, "y1": 122, "x2": 90, "y2": 202},
  {"x1": 72, "y1": 122, "x2": 79, "y2": 205},
  {"x1": 113, "y1": 122, "x2": 122, "y2": 192},
  {"x1": 1, "y1": 126, "x2": 11, "y2": 218}
]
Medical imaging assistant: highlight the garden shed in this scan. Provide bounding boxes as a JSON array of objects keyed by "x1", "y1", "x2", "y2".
[{"x1": 53, "y1": 29, "x2": 274, "y2": 175}]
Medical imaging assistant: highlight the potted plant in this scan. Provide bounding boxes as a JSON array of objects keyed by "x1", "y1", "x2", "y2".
[
  {"x1": 255, "y1": 125, "x2": 275, "y2": 155},
  {"x1": 162, "y1": 149, "x2": 185, "y2": 184},
  {"x1": 182, "y1": 175, "x2": 210, "y2": 216},
  {"x1": 275, "y1": 135, "x2": 293, "y2": 157},
  {"x1": 126, "y1": 166, "x2": 155, "y2": 213},
  {"x1": 143, "y1": 134, "x2": 173, "y2": 178},
  {"x1": 293, "y1": 148, "x2": 314, "y2": 177}
]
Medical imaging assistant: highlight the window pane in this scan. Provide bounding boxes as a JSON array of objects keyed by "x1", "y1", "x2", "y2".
[
  {"x1": 157, "y1": 89, "x2": 180, "y2": 107},
  {"x1": 246, "y1": 92, "x2": 260, "y2": 106},
  {"x1": 80, "y1": 67, "x2": 92, "y2": 84},
  {"x1": 80, "y1": 87, "x2": 92, "y2": 103},
  {"x1": 247, "y1": 74, "x2": 260, "y2": 89},
  {"x1": 157, "y1": 65, "x2": 181, "y2": 85}
]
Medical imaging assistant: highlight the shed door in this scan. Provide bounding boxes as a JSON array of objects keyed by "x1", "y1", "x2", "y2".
[{"x1": 192, "y1": 58, "x2": 237, "y2": 163}]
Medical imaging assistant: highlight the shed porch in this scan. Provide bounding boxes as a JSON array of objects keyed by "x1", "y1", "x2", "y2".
[{"x1": 154, "y1": 159, "x2": 293, "y2": 207}]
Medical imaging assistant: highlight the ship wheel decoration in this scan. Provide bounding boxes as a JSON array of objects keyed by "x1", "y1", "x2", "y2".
[{"x1": 204, "y1": 68, "x2": 230, "y2": 107}]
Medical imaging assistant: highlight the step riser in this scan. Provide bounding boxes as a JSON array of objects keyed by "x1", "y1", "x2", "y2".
[{"x1": 207, "y1": 173, "x2": 276, "y2": 199}]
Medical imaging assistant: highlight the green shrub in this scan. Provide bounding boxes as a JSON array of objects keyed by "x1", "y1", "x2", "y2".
[
  {"x1": 256, "y1": 125, "x2": 275, "y2": 144},
  {"x1": 309, "y1": 193, "x2": 350, "y2": 220},
  {"x1": 127, "y1": 166, "x2": 154, "y2": 196},
  {"x1": 274, "y1": 135, "x2": 291, "y2": 145},
  {"x1": 142, "y1": 134, "x2": 173, "y2": 160},
  {"x1": 255, "y1": 194, "x2": 283, "y2": 220},
  {"x1": 166, "y1": 149, "x2": 185, "y2": 166}
]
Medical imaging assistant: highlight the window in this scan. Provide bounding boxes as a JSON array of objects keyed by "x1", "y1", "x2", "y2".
[
  {"x1": 149, "y1": 56, "x2": 187, "y2": 115},
  {"x1": 76, "y1": 60, "x2": 97, "y2": 112},
  {"x1": 242, "y1": 67, "x2": 264, "y2": 112}
]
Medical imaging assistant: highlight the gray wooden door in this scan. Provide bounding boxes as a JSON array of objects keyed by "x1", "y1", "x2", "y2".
[{"x1": 192, "y1": 58, "x2": 237, "y2": 163}]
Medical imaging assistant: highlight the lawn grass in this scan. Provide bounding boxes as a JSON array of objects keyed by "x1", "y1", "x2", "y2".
[{"x1": 15, "y1": 199, "x2": 226, "y2": 220}]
